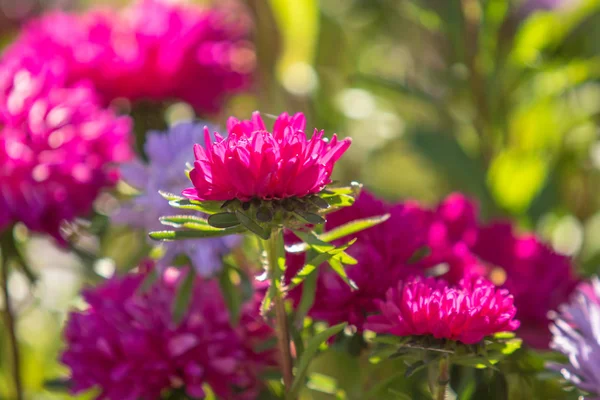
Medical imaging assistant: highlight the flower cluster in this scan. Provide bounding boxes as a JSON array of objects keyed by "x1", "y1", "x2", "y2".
[
  {"x1": 285, "y1": 191, "x2": 577, "y2": 347},
  {"x1": 549, "y1": 277, "x2": 600, "y2": 398},
  {"x1": 6, "y1": 0, "x2": 254, "y2": 113},
  {"x1": 184, "y1": 111, "x2": 352, "y2": 202},
  {"x1": 0, "y1": 52, "x2": 132, "y2": 240},
  {"x1": 0, "y1": 0, "x2": 254, "y2": 240},
  {"x1": 115, "y1": 122, "x2": 239, "y2": 276},
  {"x1": 61, "y1": 267, "x2": 274, "y2": 400},
  {"x1": 365, "y1": 276, "x2": 520, "y2": 344}
]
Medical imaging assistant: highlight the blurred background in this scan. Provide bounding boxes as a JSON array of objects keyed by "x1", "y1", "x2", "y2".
[{"x1": 1, "y1": 0, "x2": 600, "y2": 398}]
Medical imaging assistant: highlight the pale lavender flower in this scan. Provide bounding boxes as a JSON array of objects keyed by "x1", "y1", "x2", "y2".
[
  {"x1": 549, "y1": 277, "x2": 600, "y2": 398},
  {"x1": 114, "y1": 122, "x2": 239, "y2": 276}
]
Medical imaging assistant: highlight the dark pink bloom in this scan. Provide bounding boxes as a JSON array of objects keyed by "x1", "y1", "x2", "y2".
[
  {"x1": 365, "y1": 276, "x2": 520, "y2": 344},
  {"x1": 61, "y1": 268, "x2": 274, "y2": 400},
  {"x1": 7, "y1": 0, "x2": 254, "y2": 113},
  {"x1": 473, "y1": 222, "x2": 579, "y2": 348},
  {"x1": 0, "y1": 52, "x2": 132, "y2": 240},
  {"x1": 184, "y1": 111, "x2": 351, "y2": 201},
  {"x1": 428, "y1": 193, "x2": 479, "y2": 250}
]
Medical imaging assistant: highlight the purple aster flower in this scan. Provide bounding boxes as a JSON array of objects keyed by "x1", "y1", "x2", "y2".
[
  {"x1": 549, "y1": 277, "x2": 600, "y2": 398},
  {"x1": 113, "y1": 122, "x2": 239, "y2": 276}
]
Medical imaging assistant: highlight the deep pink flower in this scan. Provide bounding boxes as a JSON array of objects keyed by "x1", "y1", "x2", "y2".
[
  {"x1": 428, "y1": 193, "x2": 479, "y2": 250},
  {"x1": 7, "y1": 0, "x2": 254, "y2": 113},
  {"x1": 365, "y1": 276, "x2": 520, "y2": 344},
  {"x1": 0, "y1": 52, "x2": 132, "y2": 240},
  {"x1": 183, "y1": 111, "x2": 352, "y2": 201},
  {"x1": 473, "y1": 222, "x2": 579, "y2": 348},
  {"x1": 61, "y1": 268, "x2": 274, "y2": 400}
]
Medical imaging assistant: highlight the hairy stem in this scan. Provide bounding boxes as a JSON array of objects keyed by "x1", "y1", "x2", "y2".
[
  {"x1": 263, "y1": 230, "x2": 294, "y2": 394},
  {"x1": 1, "y1": 234, "x2": 23, "y2": 400}
]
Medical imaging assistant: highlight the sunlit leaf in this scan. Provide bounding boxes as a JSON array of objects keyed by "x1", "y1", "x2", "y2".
[
  {"x1": 159, "y1": 215, "x2": 210, "y2": 228},
  {"x1": 319, "y1": 214, "x2": 390, "y2": 243},
  {"x1": 327, "y1": 257, "x2": 358, "y2": 291},
  {"x1": 168, "y1": 199, "x2": 224, "y2": 214},
  {"x1": 158, "y1": 190, "x2": 185, "y2": 201},
  {"x1": 149, "y1": 226, "x2": 245, "y2": 241}
]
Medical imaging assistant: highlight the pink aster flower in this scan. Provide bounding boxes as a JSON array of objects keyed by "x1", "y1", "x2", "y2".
[
  {"x1": 0, "y1": 52, "x2": 132, "y2": 240},
  {"x1": 183, "y1": 111, "x2": 352, "y2": 202},
  {"x1": 473, "y1": 222, "x2": 579, "y2": 348},
  {"x1": 365, "y1": 276, "x2": 520, "y2": 344},
  {"x1": 61, "y1": 267, "x2": 274, "y2": 400},
  {"x1": 8, "y1": 0, "x2": 254, "y2": 113}
]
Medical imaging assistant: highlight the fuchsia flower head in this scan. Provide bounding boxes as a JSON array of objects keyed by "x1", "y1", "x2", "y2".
[
  {"x1": 183, "y1": 111, "x2": 351, "y2": 202},
  {"x1": 8, "y1": 0, "x2": 254, "y2": 113},
  {"x1": 61, "y1": 267, "x2": 274, "y2": 400},
  {"x1": 0, "y1": 52, "x2": 132, "y2": 240},
  {"x1": 365, "y1": 276, "x2": 520, "y2": 344}
]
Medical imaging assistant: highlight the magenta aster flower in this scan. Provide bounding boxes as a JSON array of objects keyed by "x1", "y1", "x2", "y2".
[
  {"x1": 183, "y1": 111, "x2": 352, "y2": 202},
  {"x1": 549, "y1": 277, "x2": 600, "y2": 398},
  {"x1": 473, "y1": 222, "x2": 579, "y2": 348},
  {"x1": 0, "y1": 52, "x2": 132, "y2": 240},
  {"x1": 8, "y1": 0, "x2": 254, "y2": 113},
  {"x1": 365, "y1": 276, "x2": 520, "y2": 344},
  {"x1": 61, "y1": 267, "x2": 274, "y2": 400}
]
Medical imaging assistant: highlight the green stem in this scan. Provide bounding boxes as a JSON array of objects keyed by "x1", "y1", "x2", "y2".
[
  {"x1": 263, "y1": 230, "x2": 295, "y2": 395},
  {"x1": 435, "y1": 355, "x2": 450, "y2": 400},
  {"x1": 0, "y1": 234, "x2": 23, "y2": 400}
]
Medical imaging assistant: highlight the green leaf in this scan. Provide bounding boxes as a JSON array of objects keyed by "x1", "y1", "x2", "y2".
[
  {"x1": 288, "y1": 252, "x2": 331, "y2": 289},
  {"x1": 168, "y1": 199, "x2": 224, "y2": 214},
  {"x1": 327, "y1": 257, "x2": 358, "y2": 290},
  {"x1": 319, "y1": 214, "x2": 390, "y2": 243},
  {"x1": 208, "y1": 212, "x2": 240, "y2": 228},
  {"x1": 158, "y1": 190, "x2": 185, "y2": 201},
  {"x1": 43, "y1": 378, "x2": 71, "y2": 392},
  {"x1": 289, "y1": 323, "x2": 347, "y2": 398},
  {"x1": 294, "y1": 255, "x2": 318, "y2": 326},
  {"x1": 286, "y1": 238, "x2": 357, "y2": 290},
  {"x1": 407, "y1": 246, "x2": 431, "y2": 264},
  {"x1": 149, "y1": 226, "x2": 245, "y2": 241},
  {"x1": 218, "y1": 265, "x2": 242, "y2": 325},
  {"x1": 294, "y1": 210, "x2": 326, "y2": 224},
  {"x1": 172, "y1": 270, "x2": 195, "y2": 324},
  {"x1": 159, "y1": 215, "x2": 211, "y2": 228},
  {"x1": 138, "y1": 269, "x2": 158, "y2": 293},
  {"x1": 235, "y1": 210, "x2": 271, "y2": 240},
  {"x1": 292, "y1": 230, "x2": 336, "y2": 253}
]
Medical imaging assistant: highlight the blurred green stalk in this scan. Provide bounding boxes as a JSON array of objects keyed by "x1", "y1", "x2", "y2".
[{"x1": 0, "y1": 230, "x2": 23, "y2": 400}]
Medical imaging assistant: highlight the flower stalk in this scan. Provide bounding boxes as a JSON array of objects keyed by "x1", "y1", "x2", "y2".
[
  {"x1": 434, "y1": 355, "x2": 450, "y2": 400},
  {"x1": 0, "y1": 231, "x2": 23, "y2": 400},
  {"x1": 263, "y1": 230, "x2": 294, "y2": 395}
]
